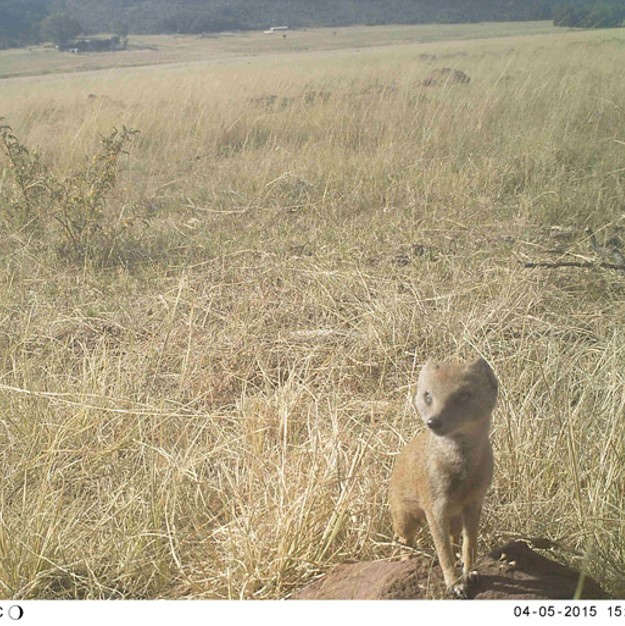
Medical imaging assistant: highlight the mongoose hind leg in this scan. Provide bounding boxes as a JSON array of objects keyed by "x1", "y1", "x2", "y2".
[
  {"x1": 392, "y1": 506, "x2": 424, "y2": 560},
  {"x1": 391, "y1": 502, "x2": 424, "y2": 539}
]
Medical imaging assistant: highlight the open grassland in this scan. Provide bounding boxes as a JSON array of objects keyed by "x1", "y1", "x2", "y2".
[
  {"x1": 0, "y1": 24, "x2": 624, "y2": 599},
  {"x1": 0, "y1": 21, "x2": 560, "y2": 79}
]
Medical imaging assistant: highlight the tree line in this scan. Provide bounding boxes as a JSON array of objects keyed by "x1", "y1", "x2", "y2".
[
  {"x1": 553, "y1": 2, "x2": 625, "y2": 26},
  {"x1": 2, "y1": 0, "x2": 625, "y2": 49}
]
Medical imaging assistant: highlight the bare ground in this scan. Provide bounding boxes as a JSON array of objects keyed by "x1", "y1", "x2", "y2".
[{"x1": 291, "y1": 541, "x2": 610, "y2": 600}]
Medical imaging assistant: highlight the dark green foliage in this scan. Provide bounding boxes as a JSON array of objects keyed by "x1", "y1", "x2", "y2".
[
  {"x1": 39, "y1": 12, "x2": 82, "y2": 44},
  {"x1": 110, "y1": 19, "x2": 129, "y2": 39},
  {"x1": 50, "y1": 0, "x2": 562, "y2": 34},
  {"x1": 0, "y1": 0, "x2": 47, "y2": 47},
  {"x1": 554, "y1": 2, "x2": 625, "y2": 27},
  {"x1": 1, "y1": 0, "x2": 624, "y2": 47}
]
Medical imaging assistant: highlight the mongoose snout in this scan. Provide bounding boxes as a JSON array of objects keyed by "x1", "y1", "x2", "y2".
[{"x1": 426, "y1": 415, "x2": 445, "y2": 434}]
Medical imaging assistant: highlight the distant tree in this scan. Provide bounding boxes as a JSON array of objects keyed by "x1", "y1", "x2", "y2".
[
  {"x1": 582, "y1": 4, "x2": 625, "y2": 27},
  {"x1": 0, "y1": 0, "x2": 48, "y2": 47},
  {"x1": 553, "y1": 4, "x2": 583, "y2": 26},
  {"x1": 111, "y1": 20, "x2": 129, "y2": 37},
  {"x1": 40, "y1": 12, "x2": 83, "y2": 46},
  {"x1": 6, "y1": 0, "x2": 624, "y2": 43},
  {"x1": 533, "y1": 1, "x2": 554, "y2": 20},
  {"x1": 554, "y1": 2, "x2": 625, "y2": 28},
  {"x1": 110, "y1": 19, "x2": 129, "y2": 47},
  {"x1": 161, "y1": 16, "x2": 179, "y2": 34}
]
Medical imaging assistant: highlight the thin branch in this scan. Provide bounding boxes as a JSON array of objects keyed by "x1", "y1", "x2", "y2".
[{"x1": 522, "y1": 260, "x2": 625, "y2": 271}]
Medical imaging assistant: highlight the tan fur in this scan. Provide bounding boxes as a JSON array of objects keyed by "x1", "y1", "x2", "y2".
[{"x1": 389, "y1": 357, "x2": 498, "y2": 598}]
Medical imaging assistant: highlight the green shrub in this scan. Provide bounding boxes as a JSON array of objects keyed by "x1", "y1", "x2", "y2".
[{"x1": 0, "y1": 121, "x2": 140, "y2": 265}]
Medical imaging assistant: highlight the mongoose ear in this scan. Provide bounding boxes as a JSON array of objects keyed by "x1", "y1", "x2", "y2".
[
  {"x1": 472, "y1": 358, "x2": 498, "y2": 393},
  {"x1": 423, "y1": 358, "x2": 439, "y2": 370}
]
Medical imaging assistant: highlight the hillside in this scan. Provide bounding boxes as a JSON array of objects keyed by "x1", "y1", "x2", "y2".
[
  {"x1": 56, "y1": 0, "x2": 556, "y2": 34},
  {"x1": 4, "y1": 0, "x2": 625, "y2": 47}
]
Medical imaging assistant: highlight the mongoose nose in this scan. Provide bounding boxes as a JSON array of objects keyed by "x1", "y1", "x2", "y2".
[{"x1": 427, "y1": 417, "x2": 442, "y2": 432}]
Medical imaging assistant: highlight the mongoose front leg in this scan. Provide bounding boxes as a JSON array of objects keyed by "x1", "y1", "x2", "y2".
[
  {"x1": 461, "y1": 501, "x2": 483, "y2": 586},
  {"x1": 450, "y1": 515, "x2": 462, "y2": 564},
  {"x1": 425, "y1": 508, "x2": 466, "y2": 598}
]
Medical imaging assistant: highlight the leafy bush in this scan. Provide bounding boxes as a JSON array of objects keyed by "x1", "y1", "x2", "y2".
[{"x1": 0, "y1": 121, "x2": 140, "y2": 265}]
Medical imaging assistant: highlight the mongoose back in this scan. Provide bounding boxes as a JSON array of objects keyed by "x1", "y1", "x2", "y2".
[{"x1": 389, "y1": 357, "x2": 498, "y2": 598}]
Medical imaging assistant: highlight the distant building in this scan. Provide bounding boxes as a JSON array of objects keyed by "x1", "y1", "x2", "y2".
[
  {"x1": 57, "y1": 37, "x2": 126, "y2": 53},
  {"x1": 264, "y1": 26, "x2": 289, "y2": 34}
]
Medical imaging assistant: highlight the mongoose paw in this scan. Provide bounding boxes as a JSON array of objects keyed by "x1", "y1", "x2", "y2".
[
  {"x1": 447, "y1": 570, "x2": 480, "y2": 600},
  {"x1": 447, "y1": 582, "x2": 469, "y2": 599},
  {"x1": 447, "y1": 572, "x2": 480, "y2": 599},
  {"x1": 464, "y1": 570, "x2": 480, "y2": 585},
  {"x1": 393, "y1": 535, "x2": 412, "y2": 561}
]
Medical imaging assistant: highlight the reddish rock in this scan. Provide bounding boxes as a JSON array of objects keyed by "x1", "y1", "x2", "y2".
[{"x1": 291, "y1": 541, "x2": 609, "y2": 600}]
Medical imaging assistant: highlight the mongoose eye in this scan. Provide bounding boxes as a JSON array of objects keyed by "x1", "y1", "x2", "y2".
[{"x1": 423, "y1": 392, "x2": 432, "y2": 405}]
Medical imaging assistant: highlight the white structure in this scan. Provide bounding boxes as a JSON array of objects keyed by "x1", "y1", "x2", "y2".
[{"x1": 264, "y1": 26, "x2": 289, "y2": 33}]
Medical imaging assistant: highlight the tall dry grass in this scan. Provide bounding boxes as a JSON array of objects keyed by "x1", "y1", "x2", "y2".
[{"x1": 0, "y1": 26, "x2": 624, "y2": 598}]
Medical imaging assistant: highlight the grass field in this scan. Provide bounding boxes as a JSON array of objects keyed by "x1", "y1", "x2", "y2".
[
  {"x1": 0, "y1": 21, "x2": 560, "y2": 79},
  {"x1": 0, "y1": 21, "x2": 624, "y2": 599}
]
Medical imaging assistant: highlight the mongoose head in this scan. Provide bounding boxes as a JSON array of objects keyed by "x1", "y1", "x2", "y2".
[{"x1": 414, "y1": 357, "x2": 498, "y2": 438}]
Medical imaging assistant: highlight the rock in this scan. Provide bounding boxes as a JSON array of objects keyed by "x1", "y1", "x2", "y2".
[{"x1": 291, "y1": 541, "x2": 610, "y2": 600}]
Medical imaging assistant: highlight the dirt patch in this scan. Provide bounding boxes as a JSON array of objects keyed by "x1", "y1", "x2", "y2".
[
  {"x1": 422, "y1": 67, "x2": 471, "y2": 87},
  {"x1": 291, "y1": 541, "x2": 610, "y2": 600}
]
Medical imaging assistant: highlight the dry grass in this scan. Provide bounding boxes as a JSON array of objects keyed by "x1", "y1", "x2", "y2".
[
  {"x1": 0, "y1": 21, "x2": 559, "y2": 79},
  {"x1": 0, "y1": 23, "x2": 624, "y2": 599}
]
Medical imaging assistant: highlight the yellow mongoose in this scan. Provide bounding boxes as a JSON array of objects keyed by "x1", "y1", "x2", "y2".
[{"x1": 389, "y1": 357, "x2": 498, "y2": 598}]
